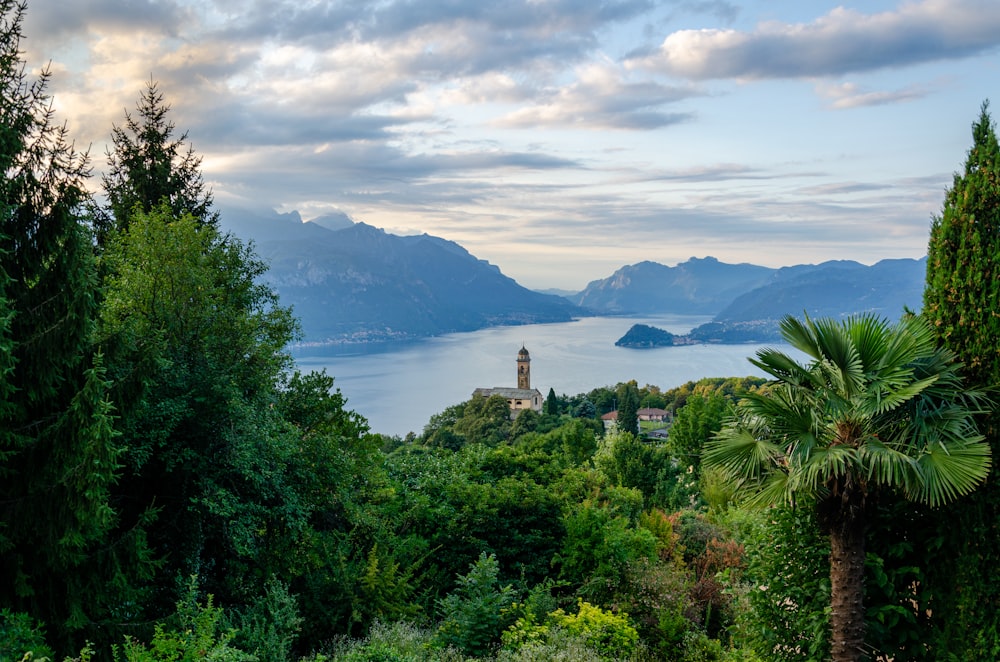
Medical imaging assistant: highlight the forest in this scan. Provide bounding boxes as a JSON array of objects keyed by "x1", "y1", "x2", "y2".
[{"x1": 3, "y1": 0, "x2": 1000, "y2": 660}]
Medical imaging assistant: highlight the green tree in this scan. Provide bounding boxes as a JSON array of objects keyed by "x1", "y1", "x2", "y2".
[
  {"x1": 98, "y1": 205, "x2": 298, "y2": 623},
  {"x1": 0, "y1": 0, "x2": 122, "y2": 647},
  {"x1": 922, "y1": 101, "x2": 1000, "y2": 658},
  {"x1": 736, "y1": 506, "x2": 832, "y2": 661},
  {"x1": 703, "y1": 314, "x2": 991, "y2": 662},
  {"x1": 454, "y1": 393, "x2": 511, "y2": 445},
  {"x1": 555, "y1": 495, "x2": 657, "y2": 600},
  {"x1": 545, "y1": 387, "x2": 560, "y2": 416},
  {"x1": 436, "y1": 553, "x2": 515, "y2": 657},
  {"x1": 95, "y1": 79, "x2": 216, "y2": 243},
  {"x1": 668, "y1": 392, "x2": 729, "y2": 475},
  {"x1": 574, "y1": 398, "x2": 597, "y2": 419},
  {"x1": 616, "y1": 382, "x2": 639, "y2": 436}
]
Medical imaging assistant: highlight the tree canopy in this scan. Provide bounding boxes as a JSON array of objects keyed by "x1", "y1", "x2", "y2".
[
  {"x1": 922, "y1": 101, "x2": 1000, "y2": 658},
  {"x1": 704, "y1": 313, "x2": 990, "y2": 662},
  {"x1": 95, "y1": 78, "x2": 217, "y2": 243},
  {"x1": 0, "y1": 0, "x2": 121, "y2": 644}
]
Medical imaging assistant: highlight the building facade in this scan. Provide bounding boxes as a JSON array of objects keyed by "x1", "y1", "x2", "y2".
[{"x1": 473, "y1": 345, "x2": 543, "y2": 414}]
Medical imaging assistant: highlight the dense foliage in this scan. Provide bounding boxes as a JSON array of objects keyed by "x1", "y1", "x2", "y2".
[
  {"x1": 0, "y1": 0, "x2": 119, "y2": 648},
  {"x1": 922, "y1": 101, "x2": 1000, "y2": 658},
  {"x1": 2, "y1": 3, "x2": 998, "y2": 659},
  {"x1": 704, "y1": 313, "x2": 990, "y2": 662}
]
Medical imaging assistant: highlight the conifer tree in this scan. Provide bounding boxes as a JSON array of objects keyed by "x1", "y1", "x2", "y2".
[
  {"x1": 0, "y1": 0, "x2": 120, "y2": 645},
  {"x1": 616, "y1": 382, "x2": 639, "y2": 436},
  {"x1": 95, "y1": 78, "x2": 217, "y2": 243},
  {"x1": 545, "y1": 387, "x2": 559, "y2": 415},
  {"x1": 922, "y1": 101, "x2": 1000, "y2": 658}
]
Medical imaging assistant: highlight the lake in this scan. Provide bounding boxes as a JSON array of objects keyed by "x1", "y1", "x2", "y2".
[{"x1": 293, "y1": 315, "x2": 780, "y2": 438}]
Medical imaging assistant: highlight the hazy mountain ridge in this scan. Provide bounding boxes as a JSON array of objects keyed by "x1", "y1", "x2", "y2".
[
  {"x1": 222, "y1": 208, "x2": 927, "y2": 349},
  {"x1": 608, "y1": 257, "x2": 927, "y2": 345},
  {"x1": 714, "y1": 258, "x2": 924, "y2": 321},
  {"x1": 572, "y1": 257, "x2": 775, "y2": 314},
  {"x1": 220, "y1": 210, "x2": 584, "y2": 349}
]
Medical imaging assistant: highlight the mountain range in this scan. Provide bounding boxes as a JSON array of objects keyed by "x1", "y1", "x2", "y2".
[
  {"x1": 572, "y1": 257, "x2": 775, "y2": 315},
  {"x1": 220, "y1": 208, "x2": 928, "y2": 349},
  {"x1": 220, "y1": 208, "x2": 583, "y2": 350},
  {"x1": 582, "y1": 256, "x2": 927, "y2": 344}
]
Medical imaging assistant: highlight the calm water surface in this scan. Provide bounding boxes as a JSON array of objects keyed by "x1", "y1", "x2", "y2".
[{"x1": 294, "y1": 315, "x2": 779, "y2": 437}]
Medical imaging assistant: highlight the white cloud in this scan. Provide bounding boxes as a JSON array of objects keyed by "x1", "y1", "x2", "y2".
[
  {"x1": 495, "y1": 62, "x2": 699, "y2": 129},
  {"x1": 631, "y1": 0, "x2": 1000, "y2": 80},
  {"x1": 815, "y1": 81, "x2": 929, "y2": 109}
]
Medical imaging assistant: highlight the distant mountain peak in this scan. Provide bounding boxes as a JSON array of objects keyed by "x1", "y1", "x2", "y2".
[
  {"x1": 305, "y1": 211, "x2": 354, "y2": 232},
  {"x1": 222, "y1": 210, "x2": 585, "y2": 348},
  {"x1": 574, "y1": 257, "x2": 774, "y2": 315}
]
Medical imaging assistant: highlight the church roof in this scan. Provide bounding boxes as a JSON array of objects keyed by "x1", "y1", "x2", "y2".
[{"x1": 474, "y1": 387, "x2": 541, "y2": 399}]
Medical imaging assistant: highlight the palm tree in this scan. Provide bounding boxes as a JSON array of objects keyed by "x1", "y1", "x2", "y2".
[{"x1": 703, "y1": 313, "x2": 991, "y2": 662}]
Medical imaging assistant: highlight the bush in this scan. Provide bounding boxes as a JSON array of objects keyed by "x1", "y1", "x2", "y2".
[
  {"x1": 548, "y1": 600, "x2": 639, "y2": 660},
  {"x1": 497, "y1": 626, "x2": 607, "y2": 662},
  {"x1": 114, "y1": 579, "x2": 255, "y2": 662},
  {"x1": 733, "y1": 506, "x2": 830, "y2": 661},
  {"x1": 435, "y1": 553, "x2": 515, "y2": 657},
  {"x1": 326, "y1": 620, "x2": 465, "y2": 662},
  {"x1": 0, "y1": 610, "x2": 55, "y2": 662},
  {"x1": 228, "y1": 578, "x2": 303, "y2": 661}
]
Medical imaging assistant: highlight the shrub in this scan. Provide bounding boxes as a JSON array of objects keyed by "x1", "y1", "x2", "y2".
[
  {"x1": 228, "y1": 578, "x2": 303, "y2": 661},
  {"x1": 114, "y1": 580, "x2": 255, "y2": 662},
  {"x1": 0, "y1": 610, "x2": 55, "y2": 662},
  {"x1": 435, "y1": 553, "x2": 515, "y2": 656},
  {"x1": 549, "y1": 600, "x2": 639, "y2": 660},
  {"x1": 326, "y1": 620, "x2": 465, "y2": 662}
]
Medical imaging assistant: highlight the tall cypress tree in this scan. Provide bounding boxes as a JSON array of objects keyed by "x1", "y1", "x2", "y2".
[
  {"x1": 0, "y1": 0, "x2": 120, "y2": 646},
  {"x1": 545, "y1": 387, "x2": 559, "y2": 415},
  {"x1": 922, "y1": 101, "x2": 1000, "y2": 658},
  {"x1": 616, "y1": 381, "x2": 639, "y2": 436}
]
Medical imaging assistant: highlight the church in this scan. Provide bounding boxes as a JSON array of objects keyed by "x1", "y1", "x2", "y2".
[{"x1": 473, "y1": 345, "x2": 544, "y2": 415}]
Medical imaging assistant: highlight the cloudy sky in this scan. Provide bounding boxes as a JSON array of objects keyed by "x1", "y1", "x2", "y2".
[{"x1": 23, "y1": 0, "x2": 1000, "y2": 289}]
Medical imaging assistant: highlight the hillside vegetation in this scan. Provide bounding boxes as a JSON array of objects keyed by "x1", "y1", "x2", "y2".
[{"x1": 2, "y1": 3, "x2": 999, "y2": 661}]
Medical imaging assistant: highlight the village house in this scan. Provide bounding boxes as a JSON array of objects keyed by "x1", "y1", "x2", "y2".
[
  {"x1": 602, "y1": 407, "x2": 672, "y2": 433},
  {"x1": 600, "y1": 410, "x2": 618, "y2": 431},
  {"x1": 473, "y1": 345, "x2": 543, "y2": 415},
  {"x1": 638, "y1": 407, "x2": 669, "y2": 422}
]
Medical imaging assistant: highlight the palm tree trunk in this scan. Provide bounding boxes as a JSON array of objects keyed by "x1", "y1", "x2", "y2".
[{"x1": 829, "y1": 515, "x2": 867, "y2": 662}]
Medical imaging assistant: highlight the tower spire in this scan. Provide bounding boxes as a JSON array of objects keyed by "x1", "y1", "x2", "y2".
[{"x1": 517, "y1": 345, "x2": 531, "y2": 390}]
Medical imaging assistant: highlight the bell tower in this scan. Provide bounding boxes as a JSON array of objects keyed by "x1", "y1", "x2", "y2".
[{"x1": 517, "y1": 345, "x2": 531, "y2": 390}]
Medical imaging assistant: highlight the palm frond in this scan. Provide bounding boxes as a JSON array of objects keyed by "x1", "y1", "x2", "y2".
[
  {"x1": 742, "y1": 388, "x2": 820, "y2": 442},
  {"x1": 810, "y1": 317, "x2": 864, "y2": 396},
  {"x1": 777, "y1": 314, "x2": 822, "y2": 360},
  {"x1": 798, "y1": 445, "x2": 859, "y2": 492},
  {"x1": 742, "y1": 471, "x2": 796, "y2": 509},
  {"x1": 750, "y1": 348, "x2": 815, "y2": 387},
  {"x1": 868, "y1": 374, "x2": 939, "y2": 415},
  {"x1": 913, "y1": 440, "x2": 992, "y2": 507},
  {"x1": 703, "y1": 427, "x2": 783, "y2": 483},
  {"x1": 859, "y1": 436, "x2": 922, "y2": 492}
]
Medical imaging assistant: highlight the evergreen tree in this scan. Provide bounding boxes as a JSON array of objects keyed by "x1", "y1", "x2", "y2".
[
  {"x1": 0, "y1": 0, "x2": 121, "y2": 646},
  {"x1": 922, "y1": 101, "x2": 1000, "y2": 658},
  {"x1": 616, "y1": 382, "x2": 639, "y2": 436},
  {"x1": 545, "y1": 387, "x2": 559, "y2": 416},
  {"x1": 95, "y1": 79, "x2": 217, "y2": 243}
]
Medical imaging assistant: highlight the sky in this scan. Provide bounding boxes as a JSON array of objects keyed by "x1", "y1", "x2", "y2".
[{"x1": 22, "y1": 0, "x2": 1000, "y2": 290}]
